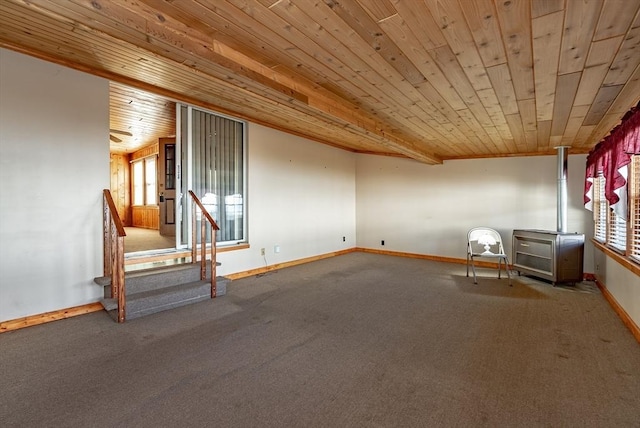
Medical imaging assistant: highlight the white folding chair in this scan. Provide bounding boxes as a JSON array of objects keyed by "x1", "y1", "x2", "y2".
[{"x1": 466, "y1": 227, "x2": 512, "y2": 286}]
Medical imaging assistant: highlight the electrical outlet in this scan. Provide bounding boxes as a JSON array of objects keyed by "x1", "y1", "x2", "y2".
[
  {"x1": 381, "y1": 240, "x2": 385, "y2": 245},
  {"x1": 260, "y1": 248, "x2": 265, "y2": 256},
  {"x1": 343, "y1": 236, "x2": 346, "y2": 242}
]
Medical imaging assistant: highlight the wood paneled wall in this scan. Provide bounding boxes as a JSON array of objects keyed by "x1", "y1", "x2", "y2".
[
  {"x1": 131, "y1": 142, "x2": 159, "y2": 161},
  {"x1": 110, "y1": 153, "x2": 131, "y2": 226},
  {"x1": 132, "y1": 206, "x2": 159, "y2": 229},
  {"x1": 130, "y1": 142, "x2": 160, "y2": 230},
  {"x1": 111, "y1": 143, "x2": 160, "y2": 229}
]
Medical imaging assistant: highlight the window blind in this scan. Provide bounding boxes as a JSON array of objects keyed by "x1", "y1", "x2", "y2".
[
  {"x1": 631, "y1": 156, "x2": 640, "y2": 261},
  {"x1": 190, "y1": 107, "x2": 245, "y2": 244},
  {"x1": 608, "y1": 209, "x2": 627, "y2": 252},
  {"x1": 594, "y1": 176, "x2": 607, "y2": 242}
]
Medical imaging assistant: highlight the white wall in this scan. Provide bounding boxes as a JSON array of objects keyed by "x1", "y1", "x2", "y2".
[
  {"x1": 216, "y1": 123, "x2": 357, "y2": 275},
  {"x1": 355, "y1": 154, "x2": 594, "y2": 272},
  {"x1": 594, "y1": 249, "x2": 640, "y2": 328},
  {"x1": 0, "y1": 49, "x2": 109, "y2": 322}
]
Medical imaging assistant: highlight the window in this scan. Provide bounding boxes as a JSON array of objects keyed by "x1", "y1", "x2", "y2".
[
  {"x1": 591, "y1": 155, "x2": 639, "y2": 263},
  {"x1": 593, "y1": 175, "x2": 606, "y2": 242},
  {"x1": 179, "y1": 104, "x2": 246, "y2": 246},
  {"x1": 165, "y1": 144, "x2": 175, "y2": 190},
  {"x1": 608, "y1": 208, "x2": 627, "y2": 252},
  {"x1": 132, "y1": 156, "x2": 157, "y2": 206},
  {"x1": 631, "y1": 156, "x2": 640, "y2": 262},
  {"x1": 585, "y1": 102, "x2": 640, "y2": 268},
  {"x1": 132, "y1": 160, "x2": 144, "y2": 206},
  {"x1": 145, "y1": 157, "x2": 157, "y2": 205}
]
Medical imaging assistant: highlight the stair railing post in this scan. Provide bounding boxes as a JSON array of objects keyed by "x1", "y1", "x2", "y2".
[
  {"x1": 103, "y1": 190, "x2": 127, "y2": 322},
  {"x1": 191, "y1": 200, "x2": 197, "y2": 264},
  {"x1": 200, "y1": 214, "x2": 206, "y2": 280},
  {"x1": 188, "y1": 191, "x2": 220, "y2": 300},
  {"x1": 116, "y1": 234, "x2": 125, "y2": 323},
  {"x1": 110, "y1": 225, "x2": 118, "y2": 300},
  {"x1": 211, "y1": 228, "x2": 217, "y2": 298},
  {"x1": 103, "y1": 194, "x2": 112, "y2": 278}
]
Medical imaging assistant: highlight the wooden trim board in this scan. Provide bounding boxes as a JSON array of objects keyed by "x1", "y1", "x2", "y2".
[
  {"x1": 0, "y1": 302, "x2": 103, "y2": 333},
  {"x1": 225, "y1": 248, "x2": 357, "y2": 280},
  {"x1": 594, "y1": 278, "x2": 640, "y2": 344}
]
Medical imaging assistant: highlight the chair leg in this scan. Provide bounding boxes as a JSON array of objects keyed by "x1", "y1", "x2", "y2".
[
  {"x1": 504, "y1": 257, "x2": 512, "y2": 286},
  {"x1": 498, "y1": 258, "x2": 502, "y2": 279},
  {"x1": 466, "y1": 252, "x2": 469, "y2": 277},
  {"x1": 470, "y1": 256, "x2": 478, "y2": 284}
]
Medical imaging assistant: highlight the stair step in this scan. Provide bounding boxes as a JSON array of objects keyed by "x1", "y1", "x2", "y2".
[
  {"x1": 95, "y1": 263, "x2": 222, "y2": 296},
  {"x1": 101, "y1": 277, "x2": 228, "y2": 320},
  {"x1": 95, "y1": 261, "x2": 229, "y2": 321}
]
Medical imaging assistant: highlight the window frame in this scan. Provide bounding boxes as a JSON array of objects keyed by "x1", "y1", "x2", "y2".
[
  {"x1": 178, "y1": 104, "x2": 248, "y2": 248},
  {"x1": 593, "y1": 173, "x2": 607, "y2": 243},
  {"x1": 631, "y1": 156, "x2": 640, "y2": 262},
  {"x1": 593, "y1": 155, "x2": 639, "y2": 269},
  {"x1": 131, "y1": 155, "x2": 158, "y2": 207}
]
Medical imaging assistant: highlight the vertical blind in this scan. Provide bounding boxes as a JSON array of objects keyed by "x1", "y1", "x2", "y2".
[{"x1": 190, "y1": 108, "x2": 244, "y2": 243}]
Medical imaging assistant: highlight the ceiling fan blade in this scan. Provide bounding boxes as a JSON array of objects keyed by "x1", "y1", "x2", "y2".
[
  {"x1": 109, "y1": 129, "x2": 133, "y2": 137},
  {"x1": 110, "y1": 134, "x2": 122, "y2": 143}
]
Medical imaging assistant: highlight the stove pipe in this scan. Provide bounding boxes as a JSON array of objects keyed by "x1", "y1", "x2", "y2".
[{"x1": 556, "y1": 146, "x2": 569, "y2": 233}]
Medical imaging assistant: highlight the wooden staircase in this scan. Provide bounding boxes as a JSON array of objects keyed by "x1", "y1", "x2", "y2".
[
  {"x1": 95, "y1": 263, "x2": 229, "y2": 321},
  {"x1": 102, "y1": 189, "x2": 225, "y2": 322}
]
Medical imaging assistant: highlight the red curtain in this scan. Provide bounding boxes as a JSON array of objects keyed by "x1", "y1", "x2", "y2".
[{"x1": 584, "y1": 104, "x2": 640, "y2": 209}]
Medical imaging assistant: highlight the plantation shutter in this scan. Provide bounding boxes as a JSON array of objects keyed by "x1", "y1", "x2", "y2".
[
  {"x1": 631, "y1": 156, "x2": 640, "y2": 261},
  {"x1": 608, "y1": 209, "x2": 627, "y2": 252},
  {"x1": 594, "y1": 176, "x2": 607, "y2": 242}
]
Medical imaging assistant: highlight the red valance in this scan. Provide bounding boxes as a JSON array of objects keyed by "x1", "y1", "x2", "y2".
[{"x1": 584, "y1": 103, "x2": 640, "y2": 209}]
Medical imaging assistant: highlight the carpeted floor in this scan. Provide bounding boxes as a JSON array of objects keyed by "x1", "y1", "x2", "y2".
[
  {"x1": 124, "y1": 227, "x2": 176, "y2": 253},
  {"x1": 1, "y1": 252, "x2": 639, "y2": 427}
]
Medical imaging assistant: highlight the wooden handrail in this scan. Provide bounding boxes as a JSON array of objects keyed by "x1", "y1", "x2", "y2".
[
  {"x1": 188, "y1": 191, "x2": 220, "y2": 298},
  {"x1": 103, "y1": 190, "x2": 126, "y2": 237},
  {"x1": 103, "y1": 189, "x2": 126, "y2": 323}
]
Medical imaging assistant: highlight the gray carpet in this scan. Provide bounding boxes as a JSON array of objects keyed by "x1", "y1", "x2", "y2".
[
  {"x1": 124, "y1": 227, "x2": 175, "y2": 253},
  {"x1": 1, "y1": 252, "x2": 639, "y2": 427}
]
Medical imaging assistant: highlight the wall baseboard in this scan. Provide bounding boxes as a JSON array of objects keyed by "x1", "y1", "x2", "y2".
[
  {"x1": 225, "y1": 248, "x2": 357, "y2": 280},
  {"x1": 355, "y1": 247, "x2": 500, "y2": 268},
  {"x1": 594, "y1": 278, "x2": 640, "y2": 344},
  {"x1": 0, "y1": 302, "x2": 103, "y2": 333}
]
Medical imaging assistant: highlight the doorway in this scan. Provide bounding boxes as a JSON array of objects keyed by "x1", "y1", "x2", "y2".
[{"x1": 108, "y1": 82, "x2": 177, "y2": 255}]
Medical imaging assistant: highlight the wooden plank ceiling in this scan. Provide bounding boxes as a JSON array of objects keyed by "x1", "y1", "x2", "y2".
[{"x1": 1, "y1": 0, "x2": 639, "y2": 163}]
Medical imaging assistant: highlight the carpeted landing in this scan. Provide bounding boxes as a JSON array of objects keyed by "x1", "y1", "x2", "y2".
[
  {"x1": 1, "y1": 252, "x2": 639, "y2": 427},
  {"x1": 124, "y1": 226, "x2": 175, "y2": 253}
]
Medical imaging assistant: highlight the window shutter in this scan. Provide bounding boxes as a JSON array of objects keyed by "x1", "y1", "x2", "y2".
[
  {"x1": 608, "y1": 209, "x2": 627, "y2": 252},
  {"x1": 631, "y1": 156, "x2": 640, "y2": 261},
  {"x1": 594, "y1": 176, "x2": 607, "y2": 242}
]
